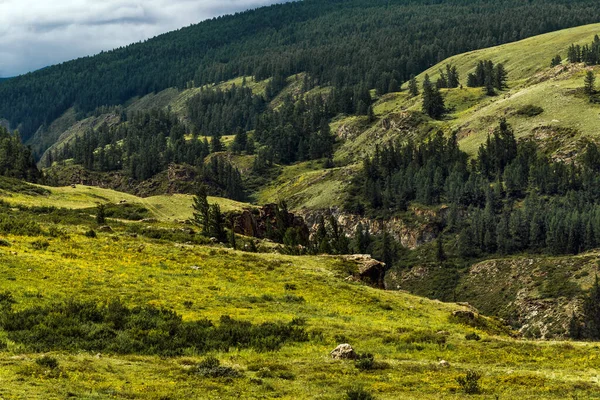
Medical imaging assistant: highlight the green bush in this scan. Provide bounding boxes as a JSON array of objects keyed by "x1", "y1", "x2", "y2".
[
  {"x1": 104, "y1": 203, "x2": 150, "y2": 221},
  {"x1": 516, "y1": 104, "x2": 544, "y2": 117},
  {"x1": 30, "y1": 239, "x2": 50, "y2": 250},
  {"x1": 355, "y1": 353, "x2": 376, "y2": 371},
  {"x1": 196, "y1": 356, "x2": 241, "y2": 378},
  {"x1": 0, "y1": 299, "x2": 308, "y2": 356},
  {"x1": 84, "y1": 229, "x2": 97, "y2": 238},
  {"x1": 465, "y1": 332, "x2": 481, "y2": 341},
  {"x1": 346, "y1": 387, "x2": 376, "y2": 400},
  {"x1": 36, "y1": 356, "x2": 59, "y2": 369},
  {"x1": 457, "y1": 370, "x2": 482, "y2": 394}
]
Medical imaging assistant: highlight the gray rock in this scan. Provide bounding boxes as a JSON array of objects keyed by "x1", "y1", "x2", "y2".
[{"x1": 331, "y1": 344, "x2": 357, "y2": 360}]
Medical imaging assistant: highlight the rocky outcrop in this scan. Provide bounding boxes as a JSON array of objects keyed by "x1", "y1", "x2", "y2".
[
  {"x1": 229, "y1": 204, "x2": 309, "y2": 242},
  {"x1": 340, "y1": 254, "x2": 386, "y2": 289},
  {"x1": 299, "y1": 206, "x2": 442, "y2": 249}
]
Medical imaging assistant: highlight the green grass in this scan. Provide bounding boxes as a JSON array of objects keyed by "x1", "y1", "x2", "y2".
[
  {"x1": 0, "y1": 184, "x2": 249, "y2": 221},
  {"x1": 351, "y1": 23, "x2": 600, "y2": 157},
  {"x1": 255, "y1": 161, "x2": 354, "y2": 209},
  {"x1": 0, "y1": 188, "x2": 599, "y2": 398}
]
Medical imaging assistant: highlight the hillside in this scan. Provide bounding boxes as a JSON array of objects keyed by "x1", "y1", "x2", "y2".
[
  {"x1": 0, "y1": 181, "x2": 598, "y2": 399},
  {"x1": 269, "y1": 22, "x2": 600, "y2": 212},
  {"x1": 3, "y1": 0, "x2": 600, "y2": 148}
]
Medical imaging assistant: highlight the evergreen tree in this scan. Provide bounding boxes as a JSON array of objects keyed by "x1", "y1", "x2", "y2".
[
  {"x1": 422, "y1": 74, "x2": 446, "y2": 119},
  {"x1": 229, "y1": 229, "x2": 237, "y2": 250},
  {"x1": 408, "y1": 75, "x2": 419, "y2": 97},
  {"x1": 436, "y1": 237, "x2": 447, "y2": 262},
  {"x1": 211, "y1": 134, "x2": 224, "y2": 153},
  {"x1": 494, "y1": 63, "x2": 508, "y2": 90},
  {"x1": 231, "y1": 129, "x2": 248, "y2": 154},
  {"x1": 584, "y1": 70, "x2": 596, "y2": 95},
  {"x1": 208, "y1": 204, "x2": 227, "y2": 242},
  {"x1": 192, "y1": 185, "x2": 211, "y2": 236},
  {"x1": 96, "y1": 204, "x2": 106, "y2": 225},
  {"x1": 551, "y1": 55, "x2": 562, "y2": 67}
]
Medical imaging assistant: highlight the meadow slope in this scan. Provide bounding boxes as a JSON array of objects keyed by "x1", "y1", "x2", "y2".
[{"x1": 0, "y1": 184, "x2": 598, "y2": 399}]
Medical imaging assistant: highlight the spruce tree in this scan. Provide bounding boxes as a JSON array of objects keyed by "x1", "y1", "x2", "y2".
[
  {"x1": 408, "y1": 75, "x2": 419, "y2": 97},
  {"x1": 208, "y1": 204, "x2": 227, "y2": 242},
  {"x1": 422, "y1": 74, "x2": 446, "y2": 119},
  {"x1": 192, "y1": 185, "x2": 211, "y2": 236},
  {"x1": 211, "y1": 134, "x2": 224, "y2": 153},
  {"x1": 494, "y1": 63, "x2": 508, "y2": 90},
  {"x1": 584, "y1": 70, "x2": 596, "y2": 95},
  {"x1": 436, "y1": 237, "x2": 447, "y2": 262},
  {"x1": 96, "y1": 204, "x2": 106, "y2": 225}
]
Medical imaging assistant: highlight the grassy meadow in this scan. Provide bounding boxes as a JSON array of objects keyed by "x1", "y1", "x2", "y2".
[{"x1": 0, "y1": 183, "x2": 597, "y2": 399}]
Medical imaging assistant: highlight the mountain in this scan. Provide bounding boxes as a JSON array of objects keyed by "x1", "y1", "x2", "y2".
[{"x1": 3, "y1": 0, "x2": 600, "y2": 148}]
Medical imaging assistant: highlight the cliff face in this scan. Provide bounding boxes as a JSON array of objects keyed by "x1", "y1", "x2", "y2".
[
  {"x1": 298, "y1": 206, "x2": 443, "y2": 249},
  {"x1": 229, "y1": 204, "x2": 310, "y2": 242}
]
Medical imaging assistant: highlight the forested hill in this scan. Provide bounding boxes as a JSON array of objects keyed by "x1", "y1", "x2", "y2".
[{"x1": 3, "y1": 0, "x2": 600, "y2": 143}]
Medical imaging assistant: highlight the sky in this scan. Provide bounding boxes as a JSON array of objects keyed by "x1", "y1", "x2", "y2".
[{"x1": 0, "y1": 0, "x2": 285, "y2": 77}]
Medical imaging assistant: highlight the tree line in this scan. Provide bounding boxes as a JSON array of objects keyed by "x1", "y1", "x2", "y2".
[
  {"x1": 0, "y1": 126, "x2": 39, "y2": 182},
  {"x1": 346, "y1": 119, "x2": 600, "y2": 258}
]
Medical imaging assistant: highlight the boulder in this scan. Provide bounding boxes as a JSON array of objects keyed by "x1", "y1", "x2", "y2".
[
  {"x1": 331, "y1": 344, "x2": 357, "y2": 360},
  {"x1": 439, "y1": 360, "x2": 450, "y2": 368}
]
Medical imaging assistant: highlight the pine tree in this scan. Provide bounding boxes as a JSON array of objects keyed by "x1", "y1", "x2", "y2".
[
  {"x1": 551, "y1": 55, "x2": 562, "y2": 67},
  {"x1": 208, "y1": 204, "x2": 227, "y2": 242},
  {"x1": 408, "y1": 75, "x2": 419, "y2": 97},
  {"x1": 229, "y1": 229, "x2": 237, "y2": 250},
  {"x1": 96, "y1": 204, "x2": 106, "y2": 225},
  {"x1": 484, "y1": 73, "x2": 496, "y2": 96},
  {"x1": 211, "y1": 134, "x2": 224, "y2": 153},
  {"x1": 422, "y1": 74, "x2": 446, "y2": 119},
  {"x1": 231, "y1": 129, "x2": 247, "y2": 154},
  {"x1": 192, "y1": 185, "x2": 210, "y2": 236},
  {"x1": 584, "y1": 70, "x2": 596, "y2": 95},
  {"x1": 494, "y1": 63, "x2": 508, "y2": 90}
]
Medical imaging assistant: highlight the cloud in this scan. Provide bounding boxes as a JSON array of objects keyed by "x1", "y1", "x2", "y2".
[{"x1": 0, "y1": 0, "x2": 284, "y2": 77}]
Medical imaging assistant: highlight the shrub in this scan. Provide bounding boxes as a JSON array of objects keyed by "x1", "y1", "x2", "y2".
[
  {"x1": 282, "y1": 294, "x2": 305, "y2": 303},
  {"x1": 104, "y1": 203, "x2": 150, "y2": 221},
  {"x1": 0, "y1": 300, "x2": 308, "y2": 356},
  {"x1": 457, "y1": 370, "x2": 482, "y2": 394},
  {"x1": 36, "y1": 355, "x2": 59, "y2": 369},
  {"x1": 346, "y1": 387, "x2": 376, "y2": 400},
  {"x1": 516, "y1": 104, "x2": 544, "y2": 117},
  {"x1": 84, "y1": 229, "x2": 97, "y2": 238},
  {"x1": 30, "y1": 239, "x2": 50, "y2": 250},
  {"x1": 196, "y1": 356, "x2": 241, "y2": 378},
  {"x1": 355, "y1": 353, "x2": 376, "y2": 371},
  {"x1": 465, "y1": 332, "x2": 481, "y2": 341}
]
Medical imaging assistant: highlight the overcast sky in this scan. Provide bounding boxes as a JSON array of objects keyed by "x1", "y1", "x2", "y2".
[{"x1": 0, "y1": 0, "x2": 285, "y2": 77}]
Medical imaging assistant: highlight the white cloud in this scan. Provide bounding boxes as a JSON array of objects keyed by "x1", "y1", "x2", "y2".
[{"x1": 0, "y1": 0, "x2": 284, "y2": 77}]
